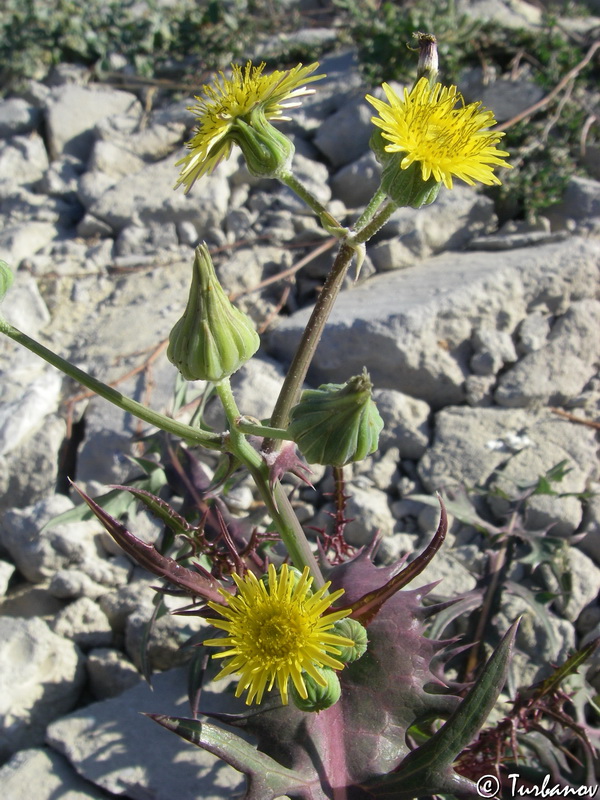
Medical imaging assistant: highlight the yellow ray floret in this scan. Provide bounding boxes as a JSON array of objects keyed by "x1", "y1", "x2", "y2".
[
  {"x1": 204, "y1": 564, "x2": 354, "y2": 705},
  {"x1": 176, "y1": 61, "x2": 323, "y2": 192},
  {"x1": 366, "y1": 77, "x2": 512, "y2": 189}
]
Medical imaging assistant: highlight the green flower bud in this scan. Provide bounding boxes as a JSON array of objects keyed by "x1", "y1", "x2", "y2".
[
  {"x1": 331, "y1": 618, "x2": 368, "y2": 663},
  {"x1": 167, "y1": 244, "x2": 260, "y2": 382},
  {"x1": 380, "y1": 156, "x2": 441, "y2": 209},
  {"x1": 231, "y1": 108, "x2": 295, "y2": 179},
  {"x1": 287, "y1": 369, "x2": 384, "y2": 467},
  {"x1": 291, "y1": 665, "x2": 341, "y2": 713}
]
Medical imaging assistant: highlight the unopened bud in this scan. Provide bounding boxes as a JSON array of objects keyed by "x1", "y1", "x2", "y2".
[
  {"x1": 332, "y1": 618, "x2": 368, "y2": 663},
  {"x1": 167, "y1": 244, "x2": 259, "y2": 382},
  {"x1": 291, "y1": 665, "x2": 341, "y2": 713},
  {"x1": 287, "y1": 369, "x2": 384, "y2": 467},
  {"x1": 415, "y1": 32, "x2": 438, "y2": 85}
]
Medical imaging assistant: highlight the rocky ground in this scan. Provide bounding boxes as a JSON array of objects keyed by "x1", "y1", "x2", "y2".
[{"x1": 0, "y1": 2, "x2": 600, "y2": 798}]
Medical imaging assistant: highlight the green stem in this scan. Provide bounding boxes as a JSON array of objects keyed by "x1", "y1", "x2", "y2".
[
  {"x1": 280, "y1": 171, "x2": 344, "y2": 234},
  {"x1": 352, "y1": 187, "x2": 387, "y2": 231},
  {"x1": 0, "y1": 318, "x2": 222, "y2": 450},
  {"x1": 351, "y1": 199, "x2": 397, "y2": 244},
  {"x1": 265, "y1": 240, "x2": 355, "y2": 448},
  {"x1": 236, "y1": 419, "x2": 292, "y2": 440},
  {"x1": 215, "y1": 379, "x2": 325, "y2": 587}
]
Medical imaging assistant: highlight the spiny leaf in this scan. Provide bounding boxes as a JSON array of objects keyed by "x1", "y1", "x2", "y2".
[
  {"x1": 70, "y1": 481, "x2": 226, "y2": 605},
  {"x1": 109, "y1": 484, "x2": 194, "y2": 538},
  {"x1": 364, "y1": 619, "x2": 519, "y2": 798}
]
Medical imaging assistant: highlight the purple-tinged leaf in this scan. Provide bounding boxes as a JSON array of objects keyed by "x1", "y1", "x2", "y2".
[
  {"x1": 70, "y1": 481, "x2": 227, "y2": 605},
  {"x1": 109, "y1": 484, "x2": 194, "y2": 537},
  {"x1": 364, "y1": 619, "x2": 519, "y2": 797}
]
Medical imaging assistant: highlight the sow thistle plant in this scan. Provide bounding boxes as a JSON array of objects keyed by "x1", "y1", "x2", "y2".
[{"x1": 6, "y1": 34, "x2": 590, "y2": 798}]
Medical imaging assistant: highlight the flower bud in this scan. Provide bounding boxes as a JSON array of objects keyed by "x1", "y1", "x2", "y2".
[
  {"x1": 167, "y1": 244, "x2": 259, "y2": 382},
  {"x1": 415, "y1": 32, "x2": 438, "y2": 85},
  {"x1": 231, "y1": 108, "x2": 295, "y2": 179},
  {"x1": 331, "y1": 618, "x2": 368, "y2": 663},
  {"x1": 380, "y1": 156, "x2": 441, "y2": 209},
  {"x1": 291, "y1": 665, "x2": 341, "y2": 713},
  {"x1": 287, "y1": 369, "x2": 384, "y2": 467}
]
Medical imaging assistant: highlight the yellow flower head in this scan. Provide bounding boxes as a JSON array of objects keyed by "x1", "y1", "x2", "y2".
[
  {"x1": 204, "y1": 564, "x2": 354, "y2": 706},
  {"x1": 366, "y1": 77, "x2": 512, "y2": 190},
  {"x1": 176, "y1": 61, "x2": 323, "y2": 192}
]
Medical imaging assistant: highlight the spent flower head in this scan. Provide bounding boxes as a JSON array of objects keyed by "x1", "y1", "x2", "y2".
[
  {"x1": 367, "y1": 77, "x2": 511, "y2": 190},
  {"x1": 176, "y1": 61, "x2": 323, "y2": 191},
  {"x1": 204, "y1": 564, "x2": 354, "y2": 706}
]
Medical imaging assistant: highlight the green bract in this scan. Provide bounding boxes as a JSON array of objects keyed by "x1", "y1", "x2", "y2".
[
  {"x1": 332, "y1": 618, "x2": 369, "y2": 663},
  {"x1": 290, "y1": 665, "x2": 342, "y2": 713},
  {"x1": 232, "y1": 109, "x2": 295, "y2": 179},
  {"x1": 167, "y1": 243, "x2": 260, "y2": 382},
  {"x1": 287, "y1": 370, "x2": 384, "y2": 467}
]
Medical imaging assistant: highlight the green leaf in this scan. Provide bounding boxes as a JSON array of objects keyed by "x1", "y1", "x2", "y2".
[{"x1": 0, "y1": 260, "x2": 14, "y2": 301}]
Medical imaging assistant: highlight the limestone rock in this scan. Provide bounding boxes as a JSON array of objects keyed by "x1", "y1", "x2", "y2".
[
  {"x1": 0, "y1": 616, "x2": 85, "y2": 761},
  {"x1": 46, "y1": 668, "x2": 245, "y2": 800},
  {"x1": 0, "y1": 747, "x2": 111, "y2": 800}
]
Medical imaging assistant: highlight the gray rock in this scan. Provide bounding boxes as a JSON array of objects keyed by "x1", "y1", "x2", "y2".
[
  {"x1": 87, "y1": 139, "x2": 146, "y2": 179},
  {"x1": 495, "y1": 299, "x2": 600, "y2": 407},
  {"x1": 559, "y1": 176, "x2": 600, "y2": 222},
  {"x1": 0, "y1": 582, "x2": 66, "y2": 620},
  {"x1": 562, "y1": 548, "x2": 600, "y2": 623},
  {"x1": 0, "y1": 495, "x2": 103, "y2": 584},
  {"x1": 88, "y1": 153, "x2": 230, "y2": 235},
  {"x1": 374, "y1": 389, "x2": 431, "y2": 459},
  {"x1": 0, "y1": 134, "x2": 49, "y2": 198},
  {"x1": 457, "y1": 0, "x2": 542, "y2": 29},
  {"x1": 330, "y1": 150, "x2": 382, "y2": 208},
  {"x1": 51, "y1": 597, "x2": 114, "y2": 649},
  {"x1": 419, "y1": 406, "x2": 597, "y2": 536},
  {"x1": 0, "y1": 616, "x2": 85, "y2": 761},
  {"x1": 86, "y1": 648, "x2": 142, "y2": 700},
  {"x1": 45, "y1": 85, "x2": 141, "y2": 161},
  {"x1": 125, "y1": 606, "x2": 196, "y2": 672},
  {"x1": 0, "y1": 369, "x2": 62, "y2": 456},
  {"x1": 0, "y1": 558, "x2": 14, "y2": 595},
  {"x1": 46, "y1": 668, "x2": 244, "y2": 800},
  {"x1": 0, "y1": 98, "x2": 42, "y2": 138},
  {"x1": 313, "y1": 96, "x2": 373, "y2": 167},
  {"x1": 0, "y1": 414, "x2": 66, "y2": 511},
  {"x1": 375, "y1": 186, "x2": 497, "y2": 257},
  {"x1": 0, "y1": 747, "x2": 111, "y2": 800},
  {"x1": 330, "y1": 481, "x2": 395, "y2": 546},
  {"x1": 99, "y1": 580, "x2": 156, "y2": 635},
  {"x1": 461, "y1": 68, "x2": 545, "y2": 123},
  {"x1": 470, "y1": 325, "x2": 517, "y2": 376},
  {"x1": 0, "y1": 270, "x2": 52, "y2": 335},
  {"x1": 409, "y1": 544, "x2": 479, "y2": 595},
  {"x1": 268, "y1": 238, "x2": 600, "y2": 408},
  {"x1": 369, "y1": 236, "x2": 419, "y2": 272},
  {"x1": 516, "y1": 311, "x2": 551, "y2": 355}
]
